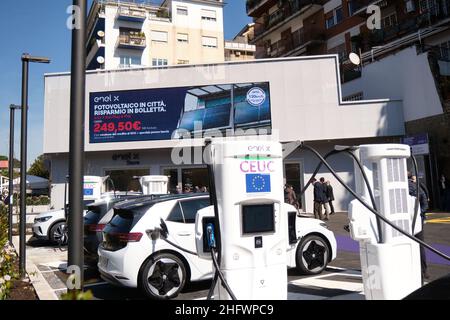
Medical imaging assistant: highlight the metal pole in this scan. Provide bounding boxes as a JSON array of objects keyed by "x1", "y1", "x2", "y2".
[
  {"x1": 19, "y1": 56, "x2": 29, "y2": 277},
  {"x1": 8, "y1": 106, "x2": 16, "y2": 244},
  {"x1": 68, "y1": 0, "x2": 87, "y2": 291}
]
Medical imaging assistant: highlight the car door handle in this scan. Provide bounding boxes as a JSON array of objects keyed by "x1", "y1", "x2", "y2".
[{"x1": 177, "y1": 232, "x2": 192, "y2": 236}]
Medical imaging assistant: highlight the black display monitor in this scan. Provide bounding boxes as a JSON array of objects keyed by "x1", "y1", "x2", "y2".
[{"x1": 242, "y1": 204, "x2": 275, "y2": 234}]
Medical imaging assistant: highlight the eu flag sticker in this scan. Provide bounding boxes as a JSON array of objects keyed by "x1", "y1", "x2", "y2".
[
  {"x1": 246, "y1": 174, "x2": 271, "y2": 193},
  {"x1": 84, "y1": 188, "x2": 94, "y2": 196}
]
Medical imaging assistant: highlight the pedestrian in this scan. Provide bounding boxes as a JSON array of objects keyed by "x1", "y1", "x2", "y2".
[
  {"x1": 409, "y1": 175, "x2": 430, "y2": 280},
  {"x1": 439, "y1": 174, "x2": 450, "y2": 211},
  {"x1": 286, "y1": 185, "x2": 300, "y2": 211},
  {"x1": 325, "y1": 181, "x2": 335, "y2": 215},
  {"x1": 313, "y1": 178, "x2": 327, "y2": 220},
  {"x1": 319, "y1": 178, "x2": 330, "y2": 221}
]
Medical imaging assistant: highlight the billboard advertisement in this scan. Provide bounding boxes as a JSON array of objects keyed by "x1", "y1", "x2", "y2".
[{"x1": 89, "y1": 82, "x2": 271, "y2": 143}]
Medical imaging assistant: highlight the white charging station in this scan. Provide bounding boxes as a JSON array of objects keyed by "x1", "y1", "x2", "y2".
[
  {"x1": 348, "y1": 144, "x2": 422, "y2": 300},
  {"x1": 197, "y1": 138, "x2": 287, "y2": 300},
  {"x1": 139, "y1": 175, "x2": 169, "y2": 195},
  {"x1": 83, "y1": 176, "x2": 105, "y2": 201}
]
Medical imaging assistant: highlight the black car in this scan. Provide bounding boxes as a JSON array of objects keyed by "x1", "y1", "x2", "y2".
[{"x1": 83, "y1": 193, "x2": 152, "y2": 265}]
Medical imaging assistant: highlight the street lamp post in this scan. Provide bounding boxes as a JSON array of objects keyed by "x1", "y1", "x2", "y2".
[
  {"x1": 19, "y1": 54, "x2": 50, "y2": 277},
  {"x1": 68, "y1": 0, "x2": 87, "y2": 292},
  {"x1": 8, "y1": 104, "x2": 21, "y2": 244}
]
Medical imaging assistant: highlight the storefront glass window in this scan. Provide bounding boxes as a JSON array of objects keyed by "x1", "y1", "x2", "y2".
[
  {"x1": 181, "y1": 168, "x2": 209, "y2": 193},
  {"x1": 163, "y1": 168, "x2": 179, "y2": 194},
  {"x1": 104, "y1": 169, "x2": 149, "y2": 192},
  {"x1": 285, "y1": 163, "x2": 304, "y2": 210}
]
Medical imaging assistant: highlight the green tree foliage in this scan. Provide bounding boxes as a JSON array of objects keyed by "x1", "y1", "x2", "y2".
[{"x1": 27, "y1": 155, "x2": 49, "y2": 179}]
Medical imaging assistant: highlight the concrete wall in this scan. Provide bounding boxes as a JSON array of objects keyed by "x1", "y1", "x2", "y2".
[
  {"x1": 43, "y1": 56, "x2": 405, "y2": 155},
  {"x1": 342, "y1": 47, "x2": 444, "y2": 122}
]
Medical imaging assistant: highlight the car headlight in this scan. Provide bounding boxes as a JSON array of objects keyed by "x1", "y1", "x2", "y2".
[
  {"x1": 319, "y1": 223, "x2": 329, "y2": 229},
  {"x1": 35, "y1": 216, "x2": 52, "y2": 223}
]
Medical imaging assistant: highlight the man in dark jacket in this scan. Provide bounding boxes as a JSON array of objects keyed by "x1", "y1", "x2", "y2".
[
  {"x1": 409, "y1": 175, "x2": 429, "y2": 280},
  {"x1": 325, "y1": 181, "x2": 335, "y2": 215},
  {"x1": 313, "y1": 178, "x2": 327, "y2": 220}
]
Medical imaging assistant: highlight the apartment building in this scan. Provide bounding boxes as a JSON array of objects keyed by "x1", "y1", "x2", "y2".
[
  {"x1": 224, "y1": 23, "x2": 257, "y2": 61},
  {"x1": 247, "y1": 0, "x2": 450, "y2": 209},
  {"x1": 246, "y1": 0, "x2": 449, "y2": 66},
  {"x1": 86, "y1": 0, "x2": 225, "y2": 70}
]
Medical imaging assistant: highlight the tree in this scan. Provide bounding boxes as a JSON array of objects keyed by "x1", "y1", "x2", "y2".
[{"x1": 27, "y1": 155, "x2": 49, "y2": 179}]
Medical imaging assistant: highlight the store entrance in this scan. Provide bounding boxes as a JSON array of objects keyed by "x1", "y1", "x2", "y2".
[
  {"x1": 284, "y1": 162, "x2": 305, "y2": 211},
  {"x1": 182, "y1": 168, "x2": 209, "y2": 193},
  {"x1": 162, "y1": 167, "x2": 210, "y2": 194},
  {"x1": 105, "y1": 169, "x2": 149, "y2": 192}
]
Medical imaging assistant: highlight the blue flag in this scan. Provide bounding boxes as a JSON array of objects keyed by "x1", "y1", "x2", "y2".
[{"x1": 246, "y1": 174, "x2": 271, "y2": 193}]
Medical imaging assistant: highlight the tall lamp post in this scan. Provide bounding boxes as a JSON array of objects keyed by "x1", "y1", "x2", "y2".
[
  {"x1": 19, "y1": 54, "x2": 50, "y2": 277},
  {"x1": 68, "y1": 0, "x2": 87, "y2": 292},
  {"x1": 8, "y1": 104, "x2": 21, "y2": 244}
]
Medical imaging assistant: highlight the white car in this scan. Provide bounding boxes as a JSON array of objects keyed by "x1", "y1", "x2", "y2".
[
  {"x1": 32, "y1": 200, "x2": 96, "y2": 244},
  {"x1": 33, "y1": 209, "x2": 67, "y2": 244},
  {"x1": 98, "y1": 194, "x2": 337, "y2": 300}
]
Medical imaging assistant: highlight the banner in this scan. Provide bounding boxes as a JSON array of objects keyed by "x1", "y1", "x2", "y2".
[{"x1": 89, "y1": 82, "x2": 271, "y2": 143}]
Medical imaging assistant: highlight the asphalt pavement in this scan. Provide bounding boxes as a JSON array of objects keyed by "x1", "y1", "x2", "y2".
[{"x1": 22, "y1": 211, "x2": 450, "y2": 300}]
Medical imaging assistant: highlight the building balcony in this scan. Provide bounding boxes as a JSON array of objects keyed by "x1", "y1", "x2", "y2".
[
  {"x1": 246, "y1": 0, "x2": 275, "y2": 16},
  {"x1": 117, "y1": 6, "x2": 146, "y2": 22},
  {"x1": 262, "y1": 26, "x2": 325, "y2": 58},
  {"x1": 225, "y1": 41, "x2": 256, "y2": 52},
  {"x1": 362, "y1": 10, "x2": 450, "y2": 49},
  {"x1": 117, "y1": 32, "x2": 146, "y2": 50},
  {"x1": 253, "y1": 0, "x2": 323, "y2": 40}
]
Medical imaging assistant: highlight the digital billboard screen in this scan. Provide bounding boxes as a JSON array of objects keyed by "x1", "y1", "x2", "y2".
[{"x1": 89, "y1": 82, "x2": 271, "y2": 143}]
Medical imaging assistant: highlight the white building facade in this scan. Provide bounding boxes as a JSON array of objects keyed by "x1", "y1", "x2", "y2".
[
  {"x1": 43, "y1": 56, "x2": 404, "y2": 212},
  {"x1": 86, "y1": 0, "x2": 225, "y2": 70}
]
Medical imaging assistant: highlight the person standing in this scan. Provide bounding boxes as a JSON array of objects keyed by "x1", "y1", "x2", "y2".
[
  {"x1": 319, "y1": 178, "x2": 330, "y2": 221},
  {"x1": 313, "y1": 178, "x2": 326, "y2": 220},
  {"x1": 325, "y1": 181, "x2": 335, "y2": 215},
  {"x1": 409, "y1": 175, "x2": 430, "y2": 280},
  {"x1": 286, "y1": 185, "x2": 300, "y2": 211},
  {"x1": 439, "y1": 174, "x2": 449, "y2": 211}
]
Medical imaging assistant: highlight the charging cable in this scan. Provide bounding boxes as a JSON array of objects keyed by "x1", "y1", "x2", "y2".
[
  {"x1": 300, "y1": 147, "x2": 382, "y2": 243},
  {"x1": 147, "y1": 220, "x2": 238, "y2": 300},
  {"x1": 206, "y1": 223, "x2": 237, "y2": 300},
  {"x1": 299, "y1": 143, "x2": 450, "y2": 262}
]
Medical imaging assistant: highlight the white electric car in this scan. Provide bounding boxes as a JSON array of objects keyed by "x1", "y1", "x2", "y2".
[
  {"x1": 98, "y1": 194, "x2": 337, "y2": 300},
  {"x1": 32, "y1": 199, "x2": 96, "y2": 244}
]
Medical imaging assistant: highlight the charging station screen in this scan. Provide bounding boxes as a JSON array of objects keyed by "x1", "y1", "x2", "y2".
[{"x1": 242, "y1": 204, "x2": 275, "y2": 234}]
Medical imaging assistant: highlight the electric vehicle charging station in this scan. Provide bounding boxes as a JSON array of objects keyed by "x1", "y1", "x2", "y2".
[
  {"x1": 83, "y1": 175, "x2": 105, "y2": 201},
  {"x1": 139, "y1": 175, "x2": 169, "y2": 195},
  {"x1": 348, "y1": 144, "x2": 422, "y2": 300},
  {"x1": 196, "y1": 138, "x2": 287, "y2": 300}
]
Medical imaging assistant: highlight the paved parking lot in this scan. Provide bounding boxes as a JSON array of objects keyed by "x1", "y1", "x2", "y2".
[{"x1": 21, "y1": 211, "x2": 450, "y2": 300}]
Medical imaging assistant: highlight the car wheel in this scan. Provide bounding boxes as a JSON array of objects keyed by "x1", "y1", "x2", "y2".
[
  {"x1": 140, "y1": 253, "x2": 187, "y2": 300},
  {"x1": 49, "y1": 222, "x2": 68, "y2": 245},
  {"x1": 296, "y1": 235, "x2": 330, "y2": 275}
]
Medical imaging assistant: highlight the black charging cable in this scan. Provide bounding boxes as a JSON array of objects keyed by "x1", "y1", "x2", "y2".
[
  {"x1": 299, "y1": 148, "x2": 382, "y2": 243},
  {"x1": 299, "y1": 143, "x2": 450, "y2": 262},
  {"x1": 152, "y1": 219, "x2": 238, "y2": 300}
]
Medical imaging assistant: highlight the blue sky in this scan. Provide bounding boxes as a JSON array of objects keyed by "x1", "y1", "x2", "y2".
[{"x1": 0, "y1": 0, "x2": 251, "y2": 167}]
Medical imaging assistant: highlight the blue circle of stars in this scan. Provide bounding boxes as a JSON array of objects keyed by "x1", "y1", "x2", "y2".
[{"x1": 252, "y1": 175, "x2": 266, "y2": 192}]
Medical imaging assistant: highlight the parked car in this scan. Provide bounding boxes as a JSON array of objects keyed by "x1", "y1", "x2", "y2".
[
  {"x1": 84, "y1": 193, "x2": 165, "y2": 265},
  {"x1": 33, "y1": 192, "x2": 141, "y2": 245},
  {"x1": 98, "y1": 195, "x2": 337, "y2": 300},
  {"x1": 32, "y1": 200, "x2": 95, "y2": 244}
]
